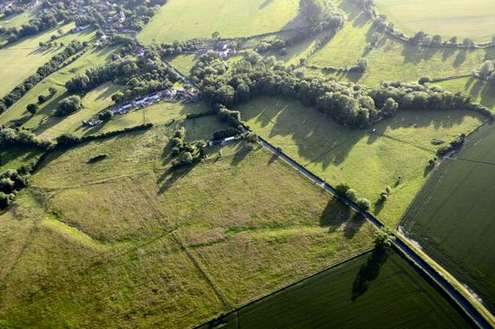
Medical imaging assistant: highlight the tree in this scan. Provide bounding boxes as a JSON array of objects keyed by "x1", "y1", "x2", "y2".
[
  {"x1": 38, "y1": 94, "x2": 46, "y2": 104},
  {"x1": 56, "y1": 95, "x2": 82, "y2": 116},
  {"x1": 346, "y1": 189, "x2": 358, "y2": 202},
  {"x1": 374, "y1": 228, "x2": 393, "y2": 250},
  {"x1": 98, "y1": 109, "x2": 113, "y2": 121},
  {"x1": 462, "y1": 38, "x2": 474, "y2": 47},
  {"x1": 357, "y1": 198, "x2": 371, "y2": 211},
  {"x1": 479, "y1": 61, "x2": 494, "y2": 78},
  {"x1": 49, "y1": 87, "x2": 57, "y2": 96},
  {"x1": 335, "y1": 183, "x2": 350, "y2": 196},
  {"x1": 26, "y1": 103, "x2": 38, "y2": 115},
  {"x1": 299, "y1": 0, "x2": 330, "y2": 25}
]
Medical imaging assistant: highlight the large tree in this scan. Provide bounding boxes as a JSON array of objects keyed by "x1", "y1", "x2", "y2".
[{"x1": 299, "y1": 0, "x2": 330, "y2": 25}]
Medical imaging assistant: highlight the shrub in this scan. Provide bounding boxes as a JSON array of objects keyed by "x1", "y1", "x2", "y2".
[
  {"x1": 345, "y1": 188, "x2": 358, "y2": 202},
  {"x1": 357, "y1": 197, "x2": 371, "y2": 211},
  {"x1": 26, "y1": 103, "x2": 38, "y2": 115},
  {"x1": 56, "y1": 95, "x2": 82, "y2": 116},
  {"x1": 335, "y1": 183, "x2": 350, "y2": 196}
]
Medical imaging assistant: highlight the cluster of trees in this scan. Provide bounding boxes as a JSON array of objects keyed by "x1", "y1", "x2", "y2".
[
  {"x1": 0, "y1": 127, "x2": 50, "y2": 149},
  {"x1": 0, "y1": 41, "x2": 85, "y2": 115},
  {"x1": 159, "y1": 39, "x2": 204, "y2": 57},
  {"x1": 335, "y1": 183, "x2": 371, "y2": 211},
  {"x1": 477, "y1": 60, "x2": 495, "y2": 86},
  {"x1": 299, "y1": 0, "x2": 345, "y2": 32},
  {"x1": 0, "y1": 169, "x2": 30, "y2": 210},
  {"x1": 66, "y1": 50, "x2": 179, "y2": 100},
  {"x1": 56, "y1": 95, "x2": 82, "y2": 116},
  {"x1": 436, "y1": 134, "x2": 466, "y2": 157},
  {"x1": 169, "y1": 128, "x2": 206, "y2": 168},
  {"x1": 191, "y1": 50, "x2": 492, "y2": 129},
  {"x1": 311, "y1": 58, "x2": 368, "y2": 73}
]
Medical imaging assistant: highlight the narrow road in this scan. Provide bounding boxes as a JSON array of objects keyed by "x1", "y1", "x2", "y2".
[
  {"x1": 162, "y1": 60, "x2": 201, "y2": 91},
  {"x1": 259, "y1": 137, "x2": 492, "y2": 329}
]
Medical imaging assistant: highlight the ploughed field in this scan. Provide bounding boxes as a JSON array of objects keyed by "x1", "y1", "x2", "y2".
[{"x1": 400, "y1": 121, "x2": 495, "y2": 314}]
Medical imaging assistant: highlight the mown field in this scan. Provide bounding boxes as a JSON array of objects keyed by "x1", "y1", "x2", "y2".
[
  {"x1": 304, "y1": 0, "x2": 492, "y2": 86},
  {"x1": 400, "y1": 122, "x2": 495, "y2": 314},
  {"x1": 137, "y1": 0, "x2": 301, "y2": 44},
  {"x1": 199, "y1": 249, "x2": 474, "y2": 328},
  {"x1": 237, "y1": 96, "x2": 485, "y2": 226},
  {"x1": 0, "y1": 22, "x2": 95, "y2": 98},
  {"x1": 0, "y1": 117, "x2": 376, "y2": 328},
  {"x1": 0, "y1": 46, "x2": 116, "y2": 131},
  {"x1": 374, "y1": 0, "x2": 495, "y2": 42}
]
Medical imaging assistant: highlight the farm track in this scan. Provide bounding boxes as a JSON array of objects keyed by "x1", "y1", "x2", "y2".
[{"x1": 258, "y1": 136, "x2": 492, "y2": 329}]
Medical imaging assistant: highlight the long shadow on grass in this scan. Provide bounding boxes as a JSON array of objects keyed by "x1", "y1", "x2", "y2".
[
  {"x1": 320, "y1": 198, "x2": 365, "y2": 238},
  {"x1": 237, "y1": 97, "x2": 464, "y2": 171},
  {"x1": 351, "y1": 248, "x2": 388, "y2": 300},
  {"x1": 157, "y1": 165, "x2": 196, "y2": 194}
]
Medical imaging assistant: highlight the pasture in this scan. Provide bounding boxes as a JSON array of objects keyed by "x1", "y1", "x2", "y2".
[
  {"x1": 374, "y1": 0, "x2": 495, "y2": 42},
  {"x1": 0, "y1": 23, "x2": 95, "y2": 98},
  {"x1": 0, "y1": 145, "x2": 42, "y2": 171},
  {"x1": 0, "y1": 120, "x2": 375, "y2": 327},
  {"x1": 137, "y1": 0, "x2": 301, "y2": 44},
  {"x1": 0, "y1": 46, "x2": 117, "y2": 131},
  {"x1": 305, "y1": 0, "x2": 491, "y2": 86},
  {"x1": 237, "y1": 96, "x2": 485, "y2": 226},
  {"x1": 400, "y1": 122, "x2": 495, "y2": 314},
  {"x1": 199, "y1": 250, "x2": 473, "y2": 328}
]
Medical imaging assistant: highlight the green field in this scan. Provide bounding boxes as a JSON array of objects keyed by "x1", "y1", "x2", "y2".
[
  {"x1": 199, "y1": 249, "x2": 473, "y2": 328},
  {"x1": 137, "y1": 0, "x2": 301, "y2": 44},
  {"x1": 0, "y1": 23, "x2": 95, "y2": 98},
  {"x1": 237, "y1": 96, "x2": 485, "y2": 226},
  {"x1": 0, "y1": 145, "x2": 42, "y2": 171},
  {"x1": 0, "y1": 118, "x2": 375, "y2": 327},
  {"x1": 400, "y1": 122, "x2": 495, "y2": 314},
  {"x1": 435, "y1": 77, "x2": 495, "y2": 111},
  {"x1": 166, "y1": 54, "x2": 199, "y2": 76},
  {"x1": 0, "y1": 46, "x2": 116, "y2": 131},
  {"x1": 374, "y1": 0, "x2": 495, "y2": 42},
  {"x1": 304, "y1": 0, "x2": 491, "y2": 86}
]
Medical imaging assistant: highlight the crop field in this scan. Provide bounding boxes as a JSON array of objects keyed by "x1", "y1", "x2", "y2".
[
  {"x1": 435, "y1": 77, "x2": 495, "y2": 112},
  {"x1": 304, "y1": 0, "x2": 491, "y2": 86},
  {"x1": 237, "y1": 96, "x2": 485, "y2": 226},
  {"x1": 400, "y1": 122, "x2": 495, "y2": 314},
  {"x1": 0, "y1": 119, "x2": 376, "y2": 327},
  {"x1": 137, "y1": 0, "x2": 301, "y2": 44},
  {"x1": 374, "y1": 0, "x2": 495, "y2": 42},
  {"x1": 0, "y1": 23, "x2": 95, "y2": 98},
  {"x1": 199, "y1": 249, "x2": 473, "y2": 328},
  {"x1": 0, "y1": 46, "x2": 116, "y2": 130}
]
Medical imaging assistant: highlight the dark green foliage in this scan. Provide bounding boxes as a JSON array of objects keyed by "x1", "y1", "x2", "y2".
[
  {"x1": 335, "y1": 183, "x2": 350, "y2": 196},
  {"x1": 26, "y1": 103, "x2": 38, "y2": 115},
  {"x1": 56, "y1": 95, "x2": 82, "y2": 116},
  {"x1": 98, "y1": 109, "x2": 113, "y2": 122},
  {"x1": 357, "y1": 198, "x2": 371, "y2": 211},
  {"x1": 437, "y1": 134, "x2": 466, "y2": 156}
]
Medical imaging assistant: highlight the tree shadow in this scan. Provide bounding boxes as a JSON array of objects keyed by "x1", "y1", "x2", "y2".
[
  {"x1": 452, "y1": 49, "x2": 468, "y2": 68},
  {"x1": 373, "y1": 198, "x2": 385, "y2": 215},
  {"x1": 157, "y1": 164, "x2": 196, "y2": 194},
  {"x1": 351, "y1": 248, "x2": 388, "y2": 301},
  {"x1": 230, "y1": 143, "x2": 251, "y2": 166},
  {"x1": 343, "y1": 213, "x2": 366, "y2": 239},
  {"x1": 320, "y1": 198, "x2": 352, "y2": 229}
]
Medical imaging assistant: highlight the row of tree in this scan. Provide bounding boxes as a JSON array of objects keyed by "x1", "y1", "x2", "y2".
[{"x1": 190, "y1": 50, "x2": 492, "y2": 129}]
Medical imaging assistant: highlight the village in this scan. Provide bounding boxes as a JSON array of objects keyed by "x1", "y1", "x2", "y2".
[{"x1": 83, "y1": 87, "x2": 199, "y2": 127}]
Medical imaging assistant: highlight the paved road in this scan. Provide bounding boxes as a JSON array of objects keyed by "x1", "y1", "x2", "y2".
[{"x1": 260, "y1": 137, "x2": 492, "y2": 329}]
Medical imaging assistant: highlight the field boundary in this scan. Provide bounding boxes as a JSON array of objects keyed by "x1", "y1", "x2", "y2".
[{"x1": 192, "y1": 248, "x2": 374, "y2": 329}]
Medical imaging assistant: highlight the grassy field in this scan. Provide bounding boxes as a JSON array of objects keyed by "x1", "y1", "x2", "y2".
[
  {"x1": 0, "y1": 118, "x2": 376, "y2": 327},
  {"x1": 199, "y1": 249, "x2": 474, "y2": 328},
  {"x1": 0, "y1": 23, "x2": 95, "y2": 98},
  {"x1": 137, "y1": 0, "x2": 301, "y2": 44},
  {"x1": 374, "y1": 0, "x2": 495, "y2": 42},
  {"x1": 0, "y1": 145, "x2": 42, "y2": 171},
  {"x1": 237, "y1": 96, "x2": 485, "y2": 226},
  {"x1": 0, "y1": 46, "x2": 117, "y2": 131},
  {"x1": 435, "y1": 77, "x2": 495, "y2": 111},
  {"x1": 400, "y1": 121, "x2": 495, "y2": 314},
  {"x1": 166, "y1": 54, "x2": 199, "y2": 76},
  {"x1": 304, "y1": 0, "x2": 491, "y2": 86}
]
